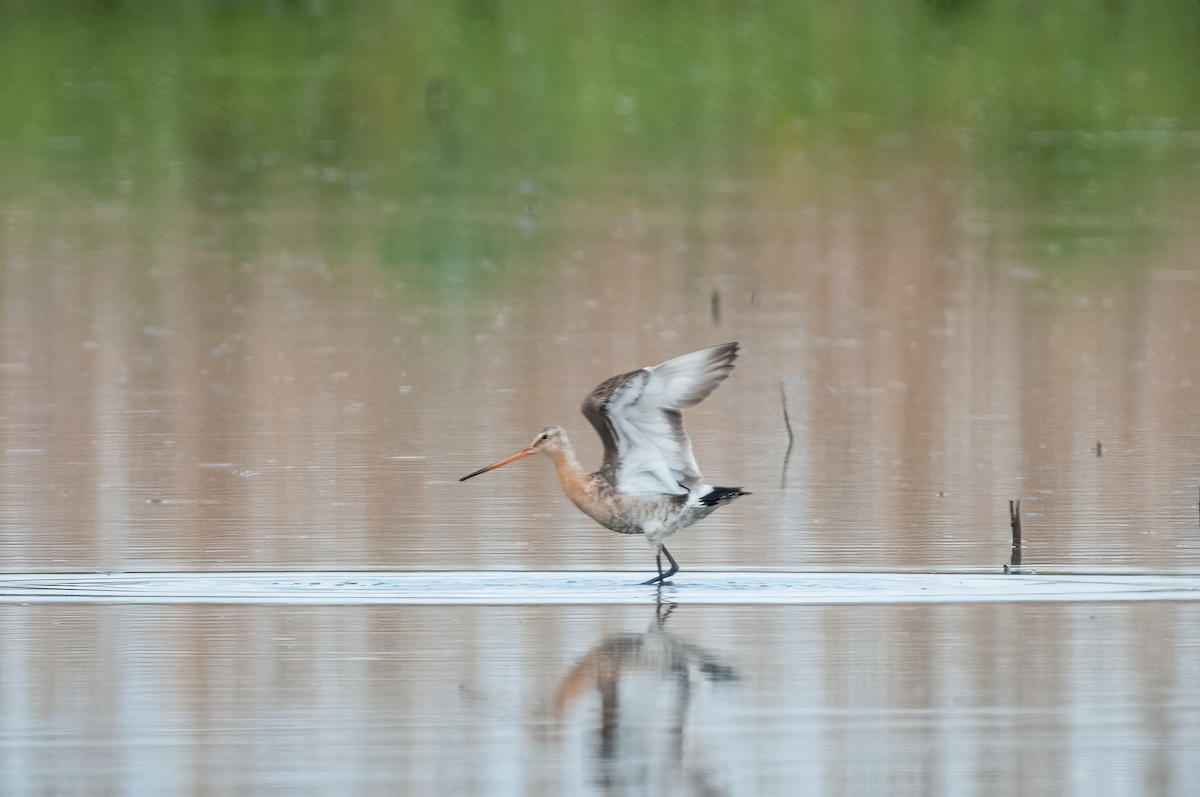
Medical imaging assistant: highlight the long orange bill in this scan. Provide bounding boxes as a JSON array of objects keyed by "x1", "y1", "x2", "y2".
[{"x1": 459, "y1": 447, "x2": 535, "y2": 481}]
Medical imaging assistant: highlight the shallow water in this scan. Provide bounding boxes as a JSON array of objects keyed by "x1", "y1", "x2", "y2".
[
  {"x1": 1, "y1": 10, "x2": 1199, "y2": 575},
  {"x1": 3, "y1": 181, "x2": 1199, "y2": 574},
  {"x1": 3, "y1": 5, "x2": 1200, "y2": 794},
  {"x1": 4, "y1": 571, "x2": 1200, "y2": 605},
  {"x1": 2, "y1": 599, "x2": 1198, "y2": 796}
]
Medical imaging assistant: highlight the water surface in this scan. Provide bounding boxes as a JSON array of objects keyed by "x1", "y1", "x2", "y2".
[
  {"x1": 2, "y1": 599, "x2": 1198, "y2": 796},
  {"x1": 3, "y1": 571, "x2": 1200, "y2": 605},
  {"x1": 2, "y1": 5, "x2": 1200, "y2": 794},
  {"x1": 2, "y1": 3, "x2": 1199, "y2": 574}
]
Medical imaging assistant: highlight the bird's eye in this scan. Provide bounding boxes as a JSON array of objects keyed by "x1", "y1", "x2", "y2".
[{"x1": 540, "y1": 434, "x2": 549, "y2": 440}]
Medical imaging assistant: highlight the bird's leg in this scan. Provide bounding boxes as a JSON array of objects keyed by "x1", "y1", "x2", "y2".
[
  {"x1": 641, "y1": 544, "x2": 680, "y2": 586},
  {"x1": 641, "y1": 550, "x2": 664, "y2": 585},
  {"x1": 660, "y1": 545, "x2": 679, "y2": 580},
  {"x1": 643, "y1": 554, "x2": 662, "y2": 585}
]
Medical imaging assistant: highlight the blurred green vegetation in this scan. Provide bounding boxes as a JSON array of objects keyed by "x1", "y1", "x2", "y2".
[{"x1": 1, "y1": 0, "x2": 1198, "y2": 282}]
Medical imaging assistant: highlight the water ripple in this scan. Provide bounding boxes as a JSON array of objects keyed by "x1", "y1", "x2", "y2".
[{"x1": 1, "y1": 571, "x2": 1198, "y2": 605}]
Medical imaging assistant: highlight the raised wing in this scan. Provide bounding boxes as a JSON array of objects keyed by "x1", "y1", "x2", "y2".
[{"x1": 581, "y1": 343, "x2": 739, "y2": 496}]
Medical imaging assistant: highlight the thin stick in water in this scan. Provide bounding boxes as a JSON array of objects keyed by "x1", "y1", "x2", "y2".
[
  {"x1": 780, "y1": 382, "x2": 795, "y2": 447},
  {"x1": 1009, "y1": 499, "x2": 1022, "y2": 569},
  {"x1": 779, "y1": 382, "x2": 795, "y2": 487}
]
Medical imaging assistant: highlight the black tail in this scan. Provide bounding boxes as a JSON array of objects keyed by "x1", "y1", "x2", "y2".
[{"x1": 699, "y1": 486, "x2": 751, "y2": 507}]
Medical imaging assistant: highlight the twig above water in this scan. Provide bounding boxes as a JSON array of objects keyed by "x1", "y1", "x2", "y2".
[
  {"x1": 780, "y1": 382, "x2": 795, "y2": 487},
  {"x1": 780, "y1": 382, "x2": 795, "y2": 447},
  {"x1": 1008, "y1": 499, "x2": 1022, "y2": 571}
]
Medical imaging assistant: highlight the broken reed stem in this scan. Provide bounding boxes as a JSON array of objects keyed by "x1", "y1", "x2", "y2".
[
  {"x1": 780, "y1": 382, "x2": 795, "y2": 448},
  {"x1": 1009, "y1": 499, "x2": 1022, "y2": 568},
  {"x1": 779, "y1": 382, "x2": 795, "y2": 488}
]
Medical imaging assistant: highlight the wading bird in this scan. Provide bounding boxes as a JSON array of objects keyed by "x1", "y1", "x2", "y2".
[{"x1": 459, "y1": 343, "x2": 749, "y2": 585}]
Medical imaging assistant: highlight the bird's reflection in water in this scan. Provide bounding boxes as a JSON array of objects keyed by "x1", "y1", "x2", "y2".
[{"x1": 555, "y1": 595, "x2": 738, "y2": 796}]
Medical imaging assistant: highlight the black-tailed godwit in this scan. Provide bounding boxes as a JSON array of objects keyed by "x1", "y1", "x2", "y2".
[{"x1": 460, "y1": 343, "x2": 749, "y2": 585}]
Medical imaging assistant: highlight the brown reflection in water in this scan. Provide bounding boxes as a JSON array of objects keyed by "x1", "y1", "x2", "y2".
[
  {"x1": 554, "y1": 599, "x2": 737, "y2": 795},
  {"x1": 2, "y1": 173, "x2": 1199, "y2": 572}
]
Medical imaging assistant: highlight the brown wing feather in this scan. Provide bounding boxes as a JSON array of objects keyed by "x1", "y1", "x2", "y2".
[
  {"x1": 580, "y1": 343, "x2": 739, "y2": 494},
  {"x1": 580, "y1": 369, "x2": 643, "y2": 484}
]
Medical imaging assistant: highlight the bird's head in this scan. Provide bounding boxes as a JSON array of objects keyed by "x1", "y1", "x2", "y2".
[
  {"x1": 528, "y1": 425, "x2": 568, "y2": 453},
  {"x1": 459, "y1": 426, "x2": 568, "y2": 481}
]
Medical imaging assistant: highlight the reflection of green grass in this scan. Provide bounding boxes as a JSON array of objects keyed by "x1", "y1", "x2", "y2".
[
  {"x1": 1, "y1": 1, "x2": 1197, "y2": 282},
  {"x1": 1024, "y1": 220, "x2": 1163, "y2": 280}
]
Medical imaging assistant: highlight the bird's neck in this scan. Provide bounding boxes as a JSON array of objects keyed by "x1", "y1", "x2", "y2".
[
  {"x1": 548, "y1": 441, "x2": 590, "y2": 495},
  {"x1": 547, "y1": 436, "x2": 613, "y2": 526}
]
